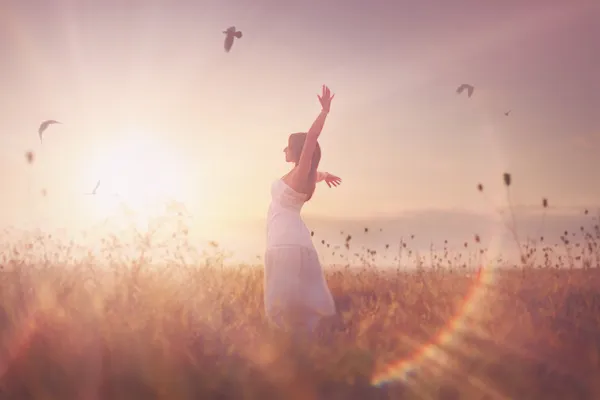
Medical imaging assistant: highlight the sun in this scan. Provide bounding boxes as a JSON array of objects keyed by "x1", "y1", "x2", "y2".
[{"x1": 84, "y1": 130, "x2": 188, "y2": 225}]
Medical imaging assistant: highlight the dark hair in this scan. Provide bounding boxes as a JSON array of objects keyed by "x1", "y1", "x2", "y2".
[{"x1": 288, "y1": 132, "x2": 321, "y2": 201}]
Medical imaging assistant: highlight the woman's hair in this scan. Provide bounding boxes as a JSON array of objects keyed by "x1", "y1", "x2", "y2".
[{"x1": 288, "y1": 132, "x2": 321, "y2": 201}]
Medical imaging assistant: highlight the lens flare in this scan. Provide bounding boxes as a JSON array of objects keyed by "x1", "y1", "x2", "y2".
[{"x1": 371, "y1": 234, "x2": 503, "y2": 386}]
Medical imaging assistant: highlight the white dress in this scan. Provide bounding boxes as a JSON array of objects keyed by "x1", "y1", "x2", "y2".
[{"x1": 264, "y1": 179, "x2": 336, "y2": 330}]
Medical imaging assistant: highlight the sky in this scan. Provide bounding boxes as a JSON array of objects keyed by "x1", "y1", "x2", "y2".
[{"x1": 1, "y1": 0, "x2": 599, "y2": 262}]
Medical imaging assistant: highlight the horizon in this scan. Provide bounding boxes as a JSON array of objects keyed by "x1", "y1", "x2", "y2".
[{"x1": 3, "y1": 202, "x2": 598, "y2": 266}]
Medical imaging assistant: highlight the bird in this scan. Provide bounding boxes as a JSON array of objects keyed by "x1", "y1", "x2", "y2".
[
  {"x1": 25, "y1": 151, "x2": 35, "y2": 165},
  {"x1": 456, "y1": 84, "x2": 475, "y2": 98},
  {"x1": 85, "y1": 180, "x2": 101, "y2": 195},
  {"x1": 504, "y1": 110, "x2": 511, "y2": 116},
  {"x1": 38, "y1": 120, "x2": 61, "y2": 143},
  {"x1": 223, "y1": 26, "x2": 243, "y2": 52}
]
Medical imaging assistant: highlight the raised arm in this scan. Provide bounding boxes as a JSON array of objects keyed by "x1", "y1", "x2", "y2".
[
  {"x1": 295, "y1": 111, "x2": 326, "y2": 178},
  {"x1": 295, "y1": 86, "x2": 334, "y2": 181}
]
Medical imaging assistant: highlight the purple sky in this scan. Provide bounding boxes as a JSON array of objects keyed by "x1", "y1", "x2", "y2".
[{"x1": 0, "y1": 0, "x2": 599, "y2": 261}]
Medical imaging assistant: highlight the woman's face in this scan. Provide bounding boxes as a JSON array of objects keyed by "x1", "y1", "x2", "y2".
[
  {"x1": 283, "y1": 145, "x2": 294, "y2": 163},
  {"x1": 284, "y1": 136, "x2": 298, "y2": 163},
  {"x1": 284, "y1": 133, "x2": 306, "y2": 163}
]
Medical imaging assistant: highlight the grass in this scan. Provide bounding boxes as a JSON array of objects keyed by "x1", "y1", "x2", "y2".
[{"x1": 1, "y1": 175, "x2": 599, "y2": 399}]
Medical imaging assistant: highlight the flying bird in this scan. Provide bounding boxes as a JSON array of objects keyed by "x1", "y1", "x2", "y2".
[
  {"x1": 504, "y1": 110, "x2": 511, "y2": 116},
  {"x1": 25, "y1": 151, "x2": 35, "y2": 164},
  {"x1": 38, "y1": 120, "x2": 61, "y2": 143},
  {"x1": 85, "y1": 180, "x2": 101, "y2": 195},
  {"x1": 456, "y1": 84, "x2": 475, "y2": 98},
  {"x1": 223, "y1": 26, "x2": 243, "y2": 52}
]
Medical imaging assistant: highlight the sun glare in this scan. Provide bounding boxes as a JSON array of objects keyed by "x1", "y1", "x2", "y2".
[{"x1": 84, "y1": 130, "x2": 188, "y2": 225}]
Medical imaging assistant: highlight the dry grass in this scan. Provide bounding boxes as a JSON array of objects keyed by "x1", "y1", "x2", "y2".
[
  {"x1": 1, "y1": 236, "x2": 599, "y2": 399},
  {"x1": 1, "y1": 177, "x2": 599, "y2": 399}
]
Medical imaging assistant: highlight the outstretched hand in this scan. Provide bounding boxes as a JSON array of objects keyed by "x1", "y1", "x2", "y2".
[
  {"x1": 324, "y1": 173, "x2": 342, "y2": 188},
  {"x1": 318, "y1": 85, "x2": 335, "y2": 113}
]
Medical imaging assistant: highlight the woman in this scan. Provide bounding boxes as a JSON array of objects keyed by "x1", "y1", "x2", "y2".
[{"x1": 264, "y1": 85, "x2": 341, "y2": 334}]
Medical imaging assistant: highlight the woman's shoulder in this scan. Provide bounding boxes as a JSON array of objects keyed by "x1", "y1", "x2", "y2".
[
  {"x1": 281, "y1": 170, "x2": 304, "y2": 193},
  {"x1": 272, "y1": 177, "x2": 307, "y2": 203}
]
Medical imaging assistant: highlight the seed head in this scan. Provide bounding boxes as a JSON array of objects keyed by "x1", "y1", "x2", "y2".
[{"x1": 503, "y1": 173, "x2": 511, "y2": 187}]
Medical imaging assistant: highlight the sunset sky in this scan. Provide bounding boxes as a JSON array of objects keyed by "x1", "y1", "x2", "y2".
[{"x1": 1, "y1": 0, "x2": 598, "y2": 261}]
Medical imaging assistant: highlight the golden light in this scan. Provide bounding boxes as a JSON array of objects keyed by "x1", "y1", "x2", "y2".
[{"x1": 84, "y1": 129, "x2": 188, "y2": 226}]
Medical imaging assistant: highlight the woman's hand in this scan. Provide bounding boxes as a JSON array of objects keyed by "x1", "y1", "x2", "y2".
[
  {"x1": 318, "y1": 85, "x2": 335, "y2": 113},
  {"x1": 323, "y1": 173, "x2": 342, "y2": 188}
]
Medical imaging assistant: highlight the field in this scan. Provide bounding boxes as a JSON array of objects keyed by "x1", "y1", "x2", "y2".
[
  {"x1": 1, "y1": 211, "x2": 600, "y2": 400},
  {"x1": 1, "y1": 178, "x2": 599, "y2": 400}
]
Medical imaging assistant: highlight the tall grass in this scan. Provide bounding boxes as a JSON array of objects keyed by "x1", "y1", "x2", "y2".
[{"x1": 0, "y1": 174, "x2": 599, "y2": 399}]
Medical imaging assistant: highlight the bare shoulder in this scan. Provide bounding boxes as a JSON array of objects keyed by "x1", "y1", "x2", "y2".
[
  {"x1": 282, "y1": 169, "x2": 306, "y2": 194},
  {"x1": 282, "y1": 167, "x2": 296, "y2": 183}
]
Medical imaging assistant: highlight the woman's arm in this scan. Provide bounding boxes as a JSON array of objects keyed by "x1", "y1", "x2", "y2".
[
  {"x1": 295, "y1": 110, "x2": 328, "y2": 178},
  {"x1": 294, "y1": 85, "x2": 334, "y2": 182},
  {"x1": 317, "y1": 172, "x2": 342, "y2": 187}
]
